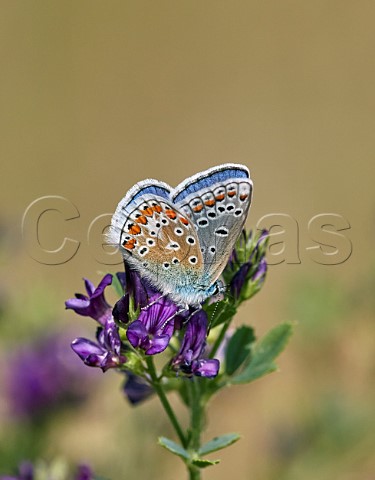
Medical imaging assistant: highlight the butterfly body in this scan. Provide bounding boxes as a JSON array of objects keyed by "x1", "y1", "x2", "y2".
[{"x1": 109, "y1": 164, "x2": 253, "y2": 307}]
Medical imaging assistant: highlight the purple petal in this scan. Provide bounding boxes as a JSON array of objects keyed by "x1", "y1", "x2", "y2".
[
  {"x1": 252, "y1": 258, "x2": 267, "y2": 282},
  {"x1": 193, "y1": 358, "x2": 220, "y2": 378},
  {"x1": 112, "y1": 294, "x2": 130, "y2": 324},
  {"x1": 99, "y1": 352, "x2": 123, "y2": 372},
  {"x1": 19, "y1": 462, "x2": 33, "y2": 480},
  {"x1": 126, "y1": 268, "x2": 158, "y2": 308},
  {"x1": 116, "y1": 272, "x2": 126, "y2": 292},
  {"x1": 179, "y1": 310, "x2": 208, "y2": 360},
  {"x1": 137, "y1": 297, "x2": 178, "y2": 334},
  {"x1": 75, "y1": 465, "x2": 92, "y2": 480},
  {"x1": 65, "y1": 297, "x2": 90, "y2": 311},
  {"x1": 145, "y1": 334, "x2": 171, "y2": 355},
  {"x1": 66, "y1": 275, "x2": 113, "y2": 325},
  {"x1": 123, "y1": 373, "x2": 154, "y2": 405},
  {"x1": 127, "y1": 320, "x2": 148, "y2": 348},
  {"x1": 84, "y1": 278, "x2": 96, "y2": 296},
  {"x1": 102, "y1": 317, "x2": 122, "y2": 355},
  {"x1": 230, "y1": 262, "x2": 251, "y2": 299},
  {"x1": 92, "y1": 273, "x2": 113, "y2": 298},
  {"x1": 71, "y1": 337, "x2": 105, "y2": 357},
  {"x1": 71, "y1": 338, "x2": 106, "y2": 367}
]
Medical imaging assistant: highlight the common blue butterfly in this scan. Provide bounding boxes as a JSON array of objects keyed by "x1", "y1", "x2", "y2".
[{"x1": 109, "y1": 164, "x2": 253, "y2": 307}]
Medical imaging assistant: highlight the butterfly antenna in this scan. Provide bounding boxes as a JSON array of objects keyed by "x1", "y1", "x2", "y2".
[
  {"x1": 210, "y1": 301, "x2": 220, "y2": 324},
  {"x1": 224, "y1": 284, "x2": 236, "y2": 303}
]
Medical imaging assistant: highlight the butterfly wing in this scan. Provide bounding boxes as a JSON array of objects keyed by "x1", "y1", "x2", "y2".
[
  {"x1": 172, "y1": 164, "x2": 253, "y2": 284},
  {"x1": 109, "y1": 180, "x2": 204, "y2": 302}
]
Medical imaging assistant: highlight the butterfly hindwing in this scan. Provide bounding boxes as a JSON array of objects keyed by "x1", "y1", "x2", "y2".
[{"x1": 173, "y1": 164, "x2": 252, "y2": 284}]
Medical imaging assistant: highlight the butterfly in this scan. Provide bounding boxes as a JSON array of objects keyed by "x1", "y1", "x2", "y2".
[{"x1": 109, "y1": 164, "x2": 253, "y2": 307}]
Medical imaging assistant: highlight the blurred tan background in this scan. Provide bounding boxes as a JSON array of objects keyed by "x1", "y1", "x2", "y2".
[{"x1": 1, "y1": 1, "x2": 374, "y2": 479}]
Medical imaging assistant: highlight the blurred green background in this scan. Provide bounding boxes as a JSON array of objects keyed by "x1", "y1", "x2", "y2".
[{"x1": 0, "y1": 1, "x2": 373, "y2": 479}]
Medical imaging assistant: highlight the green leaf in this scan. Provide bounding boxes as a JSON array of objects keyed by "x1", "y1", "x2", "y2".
[
  {"x1": 205, "y1": 299, "x2": 237, "y2": 329},
  {"x1": 111, "y1": 273, "x2": 124, "y2": 297},
  {"x1": 232, "y1": 323, "x2": 293, "y2": 384},
  {"x1": 225, "y1": 326, "x2": 255, "y2": 375},
  {"x1": 191, "y1": 458, "x2": 220, "y2": 468},
  {"x1": 158, "y1": 437, "x2": 189, "y2": 460},
  {"x1": 199, "y1": 433, "x2": 241, "y2": 456}
]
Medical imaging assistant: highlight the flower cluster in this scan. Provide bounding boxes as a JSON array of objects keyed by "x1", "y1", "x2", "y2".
[
  {"x1": 65, "y1": 230, "x2": 269, "y2": 405},
  {"x1": 5, "y1": 333, "x2": 92, "y2": 420}
]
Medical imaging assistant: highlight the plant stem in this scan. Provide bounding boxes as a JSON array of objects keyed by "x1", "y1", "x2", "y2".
[
  {"x1": 146, "y1": 356, "x2": 187, "y2": 448},
  {"x1": 190, "y1": 379, "x2": 202, "y2": 450},
  {"x1": 188, "y1": 466, "x2": 201, "y2": 480},
  {"x1": 186, "y1": 378, "x2": 203, "y2": 480},
  {"x1": 209, "y1": 319, "x2": 231, "y2": 358}
]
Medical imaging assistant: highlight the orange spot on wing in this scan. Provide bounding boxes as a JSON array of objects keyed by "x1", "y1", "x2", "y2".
[
  {"x1": 193, "y1": 204, "x2": 203, "y2": 213},
  {"x1": 215, "y1": 193, "x2": 225, "y2": 201},
  {"x1": 228, "y1": 191, "x2": 236, "y2": 197},
  {"x1": 128, "y1": 224, "x2": 141, "y2": 235},
  {"x1": 123, "y1": 238, "x2": 136, "y2": 250},
  {"x1": 141, "y1": 207, "x2": 153, "y2": 217},
  {"x1": 152, "y1": 205, "x2": 162, "y2": 213},
  {"x1": 179, "y1": 216, "x2": 189, "y2": 225},
  {"x1": 165, "y1": 209, "x2": 177, "y2": 219},
  {"x1": 205, "y1": 199, "x2": 215, "y2": 207},
  {"x1": 135, "y1": 216, "x2": 147, "y2": 224},
  {"x1": 240, "y1": 194, "x2": 248, "y2": 201}
]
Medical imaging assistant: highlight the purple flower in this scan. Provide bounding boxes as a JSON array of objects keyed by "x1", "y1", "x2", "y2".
[
  {"x1": 112, "y1": 293, "x2": 130, "y2": 324},
  {"x1": 75, "y1": 465, "x2": 93, "y2": 480},
  {"x1": 125, "y1": 268, "x2": 159, "y2": 309},
  {"x1": 65, "y1": 274, "x2": 113, "y2": 325},
  {"x1": 71, "y1": 316, "x2": 126, "y2": 372},
  {"x1": 0, "y1": 462, "x2": 33, "y2": 480},
  {"x1": 123, "y1": 372, "x2": 154, "y2": 405},
  {"x1": 6, "y1": 334, "x2": 91, "y2": 419},
  {"x1": 171, "y1": 310, "x2": 220, "y2": 378},
  {"x1": 127, "y1": 296, "x2": 179, "y2": 355},
  {"x1": 227, "y1": 230, "x2": 268, "y2": 301}
]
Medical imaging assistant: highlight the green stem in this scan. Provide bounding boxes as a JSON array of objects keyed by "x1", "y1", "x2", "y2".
[
  {"x1": 188, "y1": 466, "x2": 201, "y2": 480},
  {"x1": 146, "y1": 356, "x2": 187, "y2": 448},
  {"x1": 209, "y1": 319, "x2": 231, "y2": 358},
  {"x1": 187, "y1": 378, "x2": 203, "y2": 480}
]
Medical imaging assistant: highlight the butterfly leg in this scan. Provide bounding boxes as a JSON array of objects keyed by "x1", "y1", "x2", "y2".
[
  {"x1": 140, "y1": 293, "x2": 167, "y2": 311},
  {"x1": 160, "y1": 304, "x2": 190, "y2": 329}
]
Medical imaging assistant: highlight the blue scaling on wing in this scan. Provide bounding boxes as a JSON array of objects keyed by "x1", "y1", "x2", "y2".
[
  {"x1": 125, "y1": 185, "x2": 171, "y2": 209},
  {"x1": 172, "y1": 165, "x2": 249, "y2": 204}
]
